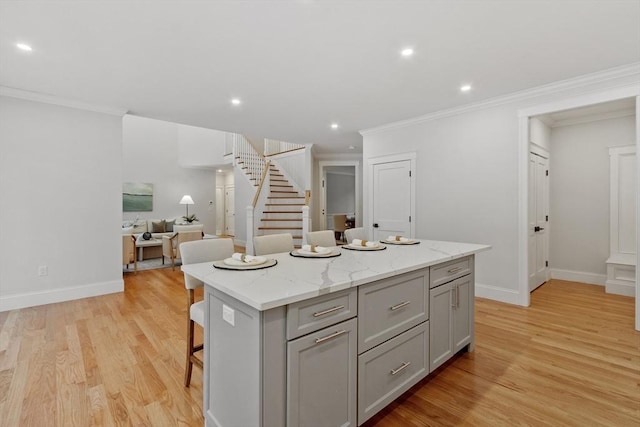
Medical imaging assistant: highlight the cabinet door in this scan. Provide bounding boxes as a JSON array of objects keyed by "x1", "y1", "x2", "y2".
[
  {"x1": 429, "y1": 282, "x2": 453, "y2": 372},
  {"x1": 453, "y1": 276, "x2": 472, "y2": 353},
  {"x1": 287, "y1": 318, "x2": 357, "y2": 427}
]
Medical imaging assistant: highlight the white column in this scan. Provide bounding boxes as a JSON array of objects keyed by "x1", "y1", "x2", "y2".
[
  {"x1": 302, "y1": 205, "x2": 310, "y2": 246},
  {"x1": 246, "y1": 205, "x2": 255, "y2": 255}
]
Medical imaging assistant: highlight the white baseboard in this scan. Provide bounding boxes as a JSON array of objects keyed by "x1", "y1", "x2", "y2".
[
  {"x1": 550, "y1": 269, "x2": 606, "y2": 286},
  {"x1": 475, "y1": 282, "x2": 521, "y2": 305},
  {"x1": 605, "y1": 281, "x2": 636, "y2": 297},
  {"x1": 0, "y1": 279, "x2": 124, "y2": 312}
]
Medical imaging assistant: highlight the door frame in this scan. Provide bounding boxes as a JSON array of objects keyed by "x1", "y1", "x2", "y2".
[
  {"x1": 224, "y1": 184, "x2": 235, "y2": 236},
  {"x1": 318, "y1": 160, "x2": 361, "y2": 231},
  {"x1": 517, "y1": 88, "x2": 639, "y2": 327},
  {"x1": 367, "y1": 152, "x2": 416, "y2": 239}
]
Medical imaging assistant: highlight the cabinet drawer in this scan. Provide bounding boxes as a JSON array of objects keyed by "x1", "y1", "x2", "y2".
[
  {"x1": 358, "y1": 321, "x2": 429, "y2": 425},
  {"x1": 430, "y1": 256, "x2": 472, "y2": 288},
  {"x1": 287, "y1": 288, "x2": 357, "y2": 340},
  {"x1": 358, "y1": 269, "x2": 428, "y2": 353}
]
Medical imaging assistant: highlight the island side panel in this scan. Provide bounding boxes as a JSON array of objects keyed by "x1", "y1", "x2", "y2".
[
  {"x1": 262, "y1": 305, "x2": 287, "y2": 426},
  {"x1": 205, "y1": 288, "x2": 286, "y2": 427}
]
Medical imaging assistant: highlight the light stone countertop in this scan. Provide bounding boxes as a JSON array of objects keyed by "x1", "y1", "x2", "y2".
[{"x1": 181, "y1": 239, "x2": 491, "y2": 311}]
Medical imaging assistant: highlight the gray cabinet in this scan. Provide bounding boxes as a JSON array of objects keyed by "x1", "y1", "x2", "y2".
[
  {"x1": 429, "y1": 256, "x2": 474, "y2": 372},
  {"x1": 287, "y1": 318, "x2": 358, "y2": 427},
  {"x1": 358, "y1": 322, "x2": 429, "y2": 424},
  {"x1": 357, "y1": 268, "x2": 430, "y2": 425}
]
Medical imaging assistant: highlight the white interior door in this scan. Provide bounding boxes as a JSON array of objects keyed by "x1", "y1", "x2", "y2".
[
  {"x1": 528, "y1": 150, "x2": 549, "y2": 292},
  {"x1": 225, "y1": 186, "x2": 235, "y2": 236},
  {"x1": 371, "y1": 160, "x2": 412, "y2": 241}
]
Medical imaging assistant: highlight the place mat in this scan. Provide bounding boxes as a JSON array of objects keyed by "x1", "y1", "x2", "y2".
[
  {"x1": 381, "y1": 239, "x2": 420, "y2": 245},
  {"x1": 290, "y1": 249, "x2": 341, "y2": 258},
  {"x1": 213, "y1": 258, "x2": 278, "y2": 271},
  {"x1": 342, "y1": 244, "x2": 387, "y2": 251}
]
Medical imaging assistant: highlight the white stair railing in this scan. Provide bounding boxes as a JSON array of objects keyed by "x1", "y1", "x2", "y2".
[
  {"x1": 264, "y1": 138, "x2": 305, "y2": 156},
  {"x1": 232, "y1": 133, "x2": 265, "y2": 186}
]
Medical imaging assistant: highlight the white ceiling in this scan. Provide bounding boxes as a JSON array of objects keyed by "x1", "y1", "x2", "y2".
[{"x1": 1, "y1": 1, "x2": 639, "y2": 154}]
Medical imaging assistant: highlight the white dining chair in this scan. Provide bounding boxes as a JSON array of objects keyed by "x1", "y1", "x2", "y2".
[
  {"x1": 180, "y1": 238, "x2": 234, "y2": 387},
  {"x1": 253, "y1": 233, "x2": 294, "y2": 256},
  {"x1": 306, "y1": 230, "x2": 336, "y2": 247},
  {"x1": 344, "y1": 227, "x2": 367, "y2": 243}
]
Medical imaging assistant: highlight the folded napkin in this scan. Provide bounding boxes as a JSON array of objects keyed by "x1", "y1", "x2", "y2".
[
  {"x1": 388, "y1": 235, "x2": 410, "y2": 242},
  {"x1": 351, "y1": 239, "x2": 379, "y2": 248},
  {"x1": 232, "y1": 252, "x2": 259, "y2": 263},
  {"x1": 301, "y1": 244, "x2": 331, "y2": 254}
]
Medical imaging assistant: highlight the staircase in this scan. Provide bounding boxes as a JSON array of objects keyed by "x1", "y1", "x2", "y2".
[{"x1": 259, "y1": 164, "x2": 305, "y2": 248}]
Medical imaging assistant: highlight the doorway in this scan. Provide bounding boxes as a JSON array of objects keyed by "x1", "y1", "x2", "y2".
[
  {"x1": 518, "y1": 92, "x2": 639, "y2": 331},
  {"x1": 318, "y1": 160, "x2": 361, "y2": 234}
]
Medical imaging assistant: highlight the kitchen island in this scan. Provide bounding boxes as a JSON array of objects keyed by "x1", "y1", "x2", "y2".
[{"x1": 182, "y1": 239, "x2": 490, "y2": 427}]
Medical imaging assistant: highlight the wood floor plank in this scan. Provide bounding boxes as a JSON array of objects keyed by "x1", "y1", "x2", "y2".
[{"x1": 0, "y1": 273, "x2": 638, "y2": 426}]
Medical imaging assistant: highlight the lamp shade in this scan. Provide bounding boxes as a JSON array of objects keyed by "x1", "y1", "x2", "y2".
[{"x1": 179, "y1": 195, "x2": 194, "y2": 205}]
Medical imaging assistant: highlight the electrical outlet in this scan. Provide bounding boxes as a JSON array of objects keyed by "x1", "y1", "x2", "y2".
[
  {"x1": 222, "y1": 304, "x2": 235, "y2": 326},
  {"x1": 38, "y1": 265, "x2": 48, "y2": 276}
]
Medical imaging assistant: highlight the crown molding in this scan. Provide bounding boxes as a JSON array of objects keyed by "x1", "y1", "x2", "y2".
[
  {"x1": 550, "y1": 107, "x2": 635, "y2": 128},
  {"x1": 360, "y1": 62, "x2": 640, "y2": 136},
  {"x1": 0, "y1": 86, "x2": 127, "y2": 116}
]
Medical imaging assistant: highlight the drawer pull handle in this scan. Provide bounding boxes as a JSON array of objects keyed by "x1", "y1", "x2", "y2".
[
  {"x1": 390, "y1": 301, "x2": 411, "y2": 311},
  {"x1": 447, "y1": 266, "x2": 463, "y2": 274},
  {"x1": 313, "y1": 305, "x2": 345, "y2": 317},
  {"x1": 315, "y1": 329, "x2": 347, "y2": 344},
  {"x1": 390, "y1": 361, "x2": 411, "y2": 375}
]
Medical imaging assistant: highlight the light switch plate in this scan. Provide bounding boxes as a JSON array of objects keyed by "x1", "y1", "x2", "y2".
[{"x1": 222, "y1": 304, "x2": 235, "y2": 326}]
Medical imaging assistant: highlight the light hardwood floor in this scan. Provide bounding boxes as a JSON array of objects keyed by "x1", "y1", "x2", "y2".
[{"x1": 1, "y1": 274, "x2": 638, "y2": 426}]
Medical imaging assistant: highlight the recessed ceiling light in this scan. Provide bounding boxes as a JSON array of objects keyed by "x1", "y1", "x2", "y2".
[
  {"x1": 217, "y1": 169, "x2": 223, "y2": 173},
  {"x1": 401, "y1": 48, "x2": 414, "y2": 57},
  {"x1": 348, "y1": 145, "x2": 355, "y2": 150},
  {"x1": 231, "y1": 98, "x2": 241, "y2": 105},
  {"x1": 460, "y1": 84, "x2": 472, "y2": 92},
  {"x1": 16, "y1": 43, "x2": 32, "y2": 52},
  {"x1": 330, "y1": 123, "x2": 339, "y2": 129}
]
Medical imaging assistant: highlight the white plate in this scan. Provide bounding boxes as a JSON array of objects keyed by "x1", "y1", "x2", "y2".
[
  {"x1": 343, "y1": 243, "x2": 386, "y2": 251},
  {"x1": 223, "y1": 256, "x2": 268, "y2": 266},
  {"x1": 382, "y1": 239, "x2": 419, "y2": 245}
]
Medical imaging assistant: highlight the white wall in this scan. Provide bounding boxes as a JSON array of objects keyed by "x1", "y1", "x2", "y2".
[
  {"x1": 122, "y1": 115, "x2": 217, "y2": 233},
  {"x1": 178, "y1": 124, "x2": 227, "y2": 168},
  {"x1": 363, "y1": 104, "x2": 519, "y2": 301},
  {"x1": 0, "y1": 96, "x2": 123, "y2": 311},
  {"x1": 530, "y1": 117, "x2": 551, "y2": 151},
  {"x1": 550, "y1": 115, "x2": 636, "y2": 278}
]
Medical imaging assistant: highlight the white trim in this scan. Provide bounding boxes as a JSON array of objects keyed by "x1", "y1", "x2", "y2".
[
  {"x1": 0, "y1": 280, "x2": 124, "y2": 312},
  {"x1": 607, "y1": 282, "x2": 636, "y2": 297},
  {"x1": 0, "y1": 86, "x2": 127, "y2": 116},
  {"x1": 636, "y1": 95, "x2": 640, "y2": 331},
  {"x1": 360, "y1": 63, "x2": 640, "y2": 136},
  {"x1": 366, "y1": 152, "x2": 416, "y2": 239},
  {"x1": 529, "y1": 143, "x2": 549, "y2": 159},
  {"x1": 550, "y1": 269, "x2": 606, "y2": 286},
  {"x1": 518, "y1": 116, "x2": 530, "y2": 306},
  {"x1": 475, "y1": 283, "x2": 520, "y2": 305}
]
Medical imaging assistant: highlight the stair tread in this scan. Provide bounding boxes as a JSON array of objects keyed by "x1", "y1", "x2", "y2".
[
  {"x1": 263, "y1": 210, "x2": 303, "y2": 213},
  {"x1": 265, "y1": 204, "x2": 305, "y2": 206},
  {"x1": 261, "y1": 218, "x2": 301, "y2": 222}
]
